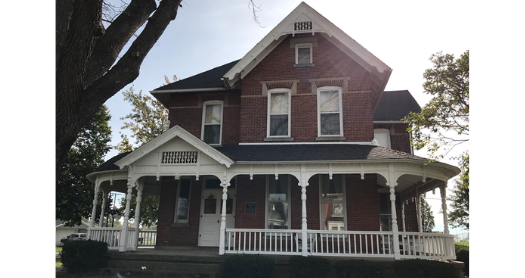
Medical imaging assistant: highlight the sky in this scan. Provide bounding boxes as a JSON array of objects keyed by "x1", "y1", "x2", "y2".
[
  {"x1": 6, "y1": 1, "x2": 525, "y2": 276},
  {"x1": 103, "y1": 0, "x2": 471, "y2": 234}
]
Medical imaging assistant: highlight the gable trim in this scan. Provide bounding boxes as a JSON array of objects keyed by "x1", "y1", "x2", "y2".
[{"x1": 114, "y1": 125, "x2": 235, "y2": 169}]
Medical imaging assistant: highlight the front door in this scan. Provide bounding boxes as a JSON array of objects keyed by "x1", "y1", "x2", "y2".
[{"x1": 198, "y1": 178, "x2": 235, "y2": 247}]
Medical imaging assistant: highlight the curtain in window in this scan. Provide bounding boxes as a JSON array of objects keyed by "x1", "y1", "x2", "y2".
[
  {"x1": 176, "y1": 179, "x2": 191, "y2": 222},
  {"x1": 269, "y1": 93, "x2": 289, "y2": 136},
  {"x1": 319, "y1": 90, "x2": 340, "y2": 135},
  {"x1": 268, "y1": 176, "x2": 289, "y2": 229},
  {"x1": 298, "y1": 47, "x2": 311, "y2": 64},
  {"x1": 203, "y1": 104, "x2": 221, "y2": 144},
  {"x1": 320, "y1": 175, "x2": 345, "y2": 230}
]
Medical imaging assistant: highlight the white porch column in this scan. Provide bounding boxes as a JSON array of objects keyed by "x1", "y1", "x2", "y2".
[
  {"x1": 98, "y1": 189, "x2": 107, "y2": 227},
  {"x1": 132, "y1": 181, "x2": 144, "y2": 251},
  {"x1": 440, "y1": 183, "x2": 450, "y2": 234},
  {"x1": 219, "y1": 180, "x2": 230, "y2": 255},
  {"x1": 88, "y1": 178, "x2": 100, "y2": 239},
  {"x1": 401, "y1": 200, "x2": 406, "y2": 232},
  {"x1": 389, "y1": 185, "x2": 401, "y2": 260},
  {"x1": 299, "y1": 178, "x2": 308, "y2": 257},
  {"x1": 119, "y1": 179, "x2": 134, "y2": 252},
  {"x1": 417, "y1": 193, "x2": 423, "y2": 233}
]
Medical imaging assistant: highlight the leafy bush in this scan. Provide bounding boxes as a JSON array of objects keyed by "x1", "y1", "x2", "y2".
[
  {"x1": 289, "y1": 256, "x2": 331, "y2": 278},
  {"x1": 393, "y1": 259, "x2": 458, "y2": 278},
  {"x1": 455, "y1": 243, "x2": 469, "y2": 277},
  {"x1": 61, "y1": 240, "x2": 108, "y2": 274},
  {"x1": 220, "y1": 254, "x2": 274, "y2": 278},
  {"x1": 334, "y1": 259, "x2": 385, "y2": 278}
]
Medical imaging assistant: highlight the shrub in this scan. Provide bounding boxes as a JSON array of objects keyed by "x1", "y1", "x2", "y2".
[
  {"x1": 334, "y1": 259, "x2": 385, "y2": 278},
  {"x1": 455, "y1": 243, "x2": 469, "y2": 277},
  {"x1": 220, "y1": 254, "x2": 274, "y2": 278},
  {"x1": 393, "y1": 259, "x2": 458, "y2": 278},
  {"x1": 289, "y1": 256, "x2": 331, "y2": 278},
  {"x1": 61, "y1": 240, "x2": 108, "y2": 274}
]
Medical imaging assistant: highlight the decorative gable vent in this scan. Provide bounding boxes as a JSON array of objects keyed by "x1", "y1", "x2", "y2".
[
  {"x1": 162, "y1": 151, "x2": 198, "y2": 164},
  {"x1": 294, "y1": 21, "x2": 312, "y2": 31}
]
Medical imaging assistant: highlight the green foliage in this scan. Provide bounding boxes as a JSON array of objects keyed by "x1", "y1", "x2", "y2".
[
  {"x1": 404, "y1": 51, "x2": 469, "y2": 188},
  {"x1": 289, "y1": 256, "x2": 331, "y2": 278},
  {"x1": 114, "y1": 87, "x2": 169, "y2": 153},
  {"x1": 334, "y1": 259, "x2": 385, "y2": 278},
  {"x1": 56, "y1": 105, "x2": 112, "y2": 226},
  {"x1": 61, "y1": 240, "x2": 108, "y2": 273},
  {"x1": 455, "y1": 243, "x2": 469, "y2": 276},
  {"x1": 448, "y1": 179, "x2": 469, "y2": 230},
  {"x1": 118, "y1": 195, "x2": 160, "y2": 227},
  {"x1": 420, "y1": 196, "x2": 435, "y2": 232},
  {"x1": 393, "y1": 259, "x2": 458, "y2": 278},
  {"x1": 220, "y1": 254, "x2": 274, "y2": 278}
]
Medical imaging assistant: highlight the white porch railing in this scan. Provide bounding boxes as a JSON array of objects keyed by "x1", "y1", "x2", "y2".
[
  {"x1": 225, "y1": 229, "x2": 456, "y2": 260},
  {"x1": 89, "y1": 227, "x2": 136, "y2": 251},
  {"x1": 137, "y1": 230, "x2": 157, "y2": 246}
]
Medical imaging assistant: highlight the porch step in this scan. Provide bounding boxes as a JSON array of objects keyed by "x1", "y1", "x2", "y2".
[{"x1": 101, "y1": 251, "x2": 224, "y2": 278}]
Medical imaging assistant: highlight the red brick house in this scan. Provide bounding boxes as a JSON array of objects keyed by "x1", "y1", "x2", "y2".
[{"x1": 87, "y1": 2, "x2": 459, "y2": 260}]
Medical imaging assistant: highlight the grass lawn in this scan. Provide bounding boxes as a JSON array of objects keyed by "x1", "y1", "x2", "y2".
[
  {"x1": 56, "y1": 247, "x2": 63, "y2": 267},
  {"x1": 56, "y1": 246, "x2": 62, "y2": 252},
  {"x1": 455, "y1": 242, "x2": 469, "y2": 247}
]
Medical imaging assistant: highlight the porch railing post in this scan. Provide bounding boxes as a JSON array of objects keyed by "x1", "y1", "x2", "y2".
[
  {"x1": 132, "y1": 181, "x2": 144, "y2": 251},
  {"x1": 119, "y1": 179, "x2": 134, "y2": 252},
  {"x1": 219, "y1": 180, "x2": 229, "y2": 255}
]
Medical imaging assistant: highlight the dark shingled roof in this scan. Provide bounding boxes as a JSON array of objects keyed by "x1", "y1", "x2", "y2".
[
  {"x1": 373, "y1": 90, "x2": 421, "y2": 121},
  {"x1": 95, "y1": 152, "x2": 132, "y2": 172},
  {"x1": 213, "y1": 144, "x2": 424, "y2": 162},
  {"x1": 153, "y1": 60, "x2": 240, "y2": 91}
]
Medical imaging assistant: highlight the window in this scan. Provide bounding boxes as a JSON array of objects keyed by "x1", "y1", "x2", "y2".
[
  {"x1": 320, "y1": 175, "x2": 346, "y2": 230},
  {"x1": 374, "y1": 129, "x2": 391, "y2": 149},
  {"x1": 267, "y1": 175, "x2": 290, "y2": 229},
  {"x1": 201, "y1": 101, "x2": 223, "y2": 145},
  {"x1": 175, "y1": 178, "x2": 191, "y2": 223},
  {"x1": 317, "y1": 87, "x2": 343, "y2": 136},
  {"x1": 267, "y1": 89, "x2": 291, "y2": 137},
  {"x1": 295, "y1": 43, "x2": 312, "y2": 65},
  {"x1": 378, "y1": 193, "x2": 392, "y2": 231}
]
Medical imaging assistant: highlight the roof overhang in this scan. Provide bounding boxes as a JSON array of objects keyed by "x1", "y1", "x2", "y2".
[
  {"x1": 150, "y1": 87, "x2": 229, "y2": 109},
  {"x1": 222, "y1": 1, "x2": 392, "y2": 104},
  {"x1": 114, "y1": 125, "x2": 235, "y2": 169}
]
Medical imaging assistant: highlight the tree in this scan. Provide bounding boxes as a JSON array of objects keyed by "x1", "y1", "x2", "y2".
[
  {"x1": 56, "y1": 0, "x2": 184, "y2": 178},
  {"x1": 420, "y1": 196, "x2": 435, "y2": 232},
  {"x1": 404, "y1": 51, "x2": 469, "y2": 188},
  {"x1": 118, "y1": 195, "x2": 160, "y2": 227},
  {"x1": 447, "y1": 179, "x2": 469, "y2": 230},
  {"x1": 56, "y1": 105, "x2": 112, "y2": 226},
  {"x1": 114, "y1": 87, "x2": 169, "y2": 153}
]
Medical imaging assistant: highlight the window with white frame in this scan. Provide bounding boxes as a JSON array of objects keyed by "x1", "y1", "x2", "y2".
[
  {"x1": 295, "y1": 43, "x2": 312, "y2": 65},
  {"x1": 201, "y1": 101, "x2": 223, "y2": 145},
  {"x1": 267, "y1": 89, "x2": 291, "y2": 137},
  {"x1": 374, "y1": 129, "x2": 391, "y2": 149},
  {"x1": 320, "y1": 175, "x2": 346, "y2": 231},
  {"x1": 175, "y1": 178, "x2": 191, "y2": 223},
  {"x1": 317, "y1": 87, "x2": 343, "y2": 136},
  {"x1": 378, "y1": 193, "x2": 392, "y2": 231},
  {"x1": 267, "y1": 175, "x2": 290, "y2": 229}
]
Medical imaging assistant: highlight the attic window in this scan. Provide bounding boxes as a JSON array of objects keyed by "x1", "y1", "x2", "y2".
[
  {"x1": 295, "y1": 43, "x2": 312, "y2": 65},
  {"x1": 294, "y1": 21, "x2": 312, "y2": 31},
  {"x1": 162, "y1": 151, "x2": 198, "y2": 164}
]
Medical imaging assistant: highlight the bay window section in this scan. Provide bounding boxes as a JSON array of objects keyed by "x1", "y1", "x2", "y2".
[
  {"x1": 202, "y1": 101, "x2": 223, "y2": 145},
  {"x1": 318, "y1": 87, "x2": 343, "y2": 136},
  {"x1": 175, "y1": 179, "x2": 191, "y2": 223},
  {"x1": 268, "y1": 90, "x2": 291, "y2": 137},
  {"x1": 267, "y1": 175, "x2": 290, "y2": 229},
  {"x1": 320, "y1": 175, "x2": 345, "y2": 231}
]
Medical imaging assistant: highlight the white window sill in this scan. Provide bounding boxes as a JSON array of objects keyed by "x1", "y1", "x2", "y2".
[
  {"x1": 294, "y1": 63, "x2": 315, "y2": 67},
  {"x1": 264, "y1": 137, "x2": 294, "y2": 142},
  {"x1": 316, "y1": 136, "x2": 346, "y2": 141}
]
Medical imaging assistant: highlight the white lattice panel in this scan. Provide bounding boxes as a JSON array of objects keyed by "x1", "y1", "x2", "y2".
[{"x1": 161, "y1": 151, "x2": 198, "y2": 164}]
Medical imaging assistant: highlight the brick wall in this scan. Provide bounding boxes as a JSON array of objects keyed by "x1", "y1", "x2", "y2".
[
  {"x1": 240, "y1": 34, "x2": 374, "y2": 143},
  {"x1": 374, "y1": 123, "x2": 412, "y2": 153},
  {"x1": 346, "y1": 174, "x2": 380, "y2": 231}
]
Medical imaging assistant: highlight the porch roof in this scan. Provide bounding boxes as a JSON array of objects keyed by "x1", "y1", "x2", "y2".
[{"x1": 214, "y1": 144, "x2": 425, "y2": 162}]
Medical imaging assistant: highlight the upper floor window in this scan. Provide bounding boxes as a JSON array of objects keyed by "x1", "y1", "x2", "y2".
[
  {"x1": 201, "y1": 101, "x2": 223, "y2": 145},
  {"x1": 295, "y1": 43, "x2": 312, "y2": 65},
  {"x1": 374, "y1": 129, "x2": 391, "y2": 149},
  {"x1": 267, "y1": 89, "x2": 291, "y2": 137},
  {"x1": 317, "y1": 87, "x2": 343, "y2": 136}
]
